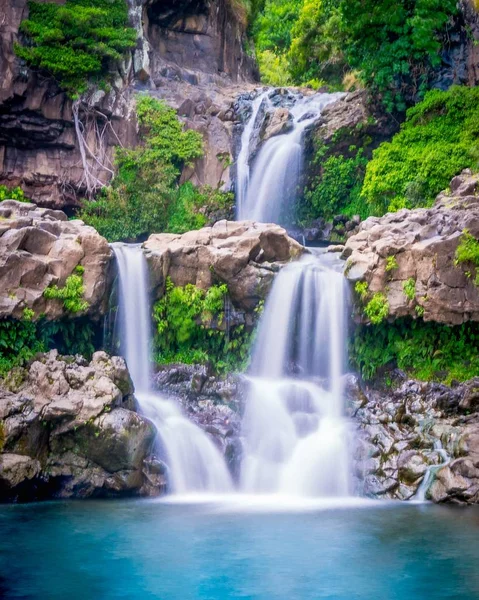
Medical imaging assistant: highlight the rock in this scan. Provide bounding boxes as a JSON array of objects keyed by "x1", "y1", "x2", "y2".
[
  {"x1": 344, "y1": 171, "x2": 479, "y2": 325},
  {"x1": 0, "y1": 201, "x2": 112, "y2": 320},
  {"x1": 144, "y1": 220, "x2": 303, "y2": 310},
  {"x1": 351, "y1": 373, "x2": 479, "y2": 504},
  {"x1": 261, "y1": 107, "x2": 294, "y2": 141},
  {"x1": 0, "y1": 351, "x2": 163, "y2": 502}
]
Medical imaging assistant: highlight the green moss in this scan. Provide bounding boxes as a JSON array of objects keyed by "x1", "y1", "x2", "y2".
[
  {"x1": 43, "y1": 266, "x2": 89, "y2": 313},
  {"x1": 15, "y1": 0, "x2": 136, "y2": 96},
  {"x1": 351, "y1": 318, "x2": 479, "y2": 383},
  {"x1": 153, "y1": 279, "x2": 253, "y2": 373}
]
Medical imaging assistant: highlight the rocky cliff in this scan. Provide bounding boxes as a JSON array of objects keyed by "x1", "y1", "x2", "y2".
[
  {"x1": 344, "y1": 171, "x2": 479, "y2": 325},
  {"x1": 0, "y1": 0, "x2": 257, "y2": 208},
  {"x1": 0, "y1": 351, "x2": 165, "y2": 502}
]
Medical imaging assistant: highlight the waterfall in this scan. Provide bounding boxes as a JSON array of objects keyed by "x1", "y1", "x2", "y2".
[
  {"x1": 236, "y1": 90, "x2": 344, "y2": 223},
  {"x1": 240, "y1": 252, "x2": 351, "y2": 497},
  {"x1": 112, "y1": 243, "x2": 233, "y2": 495}
]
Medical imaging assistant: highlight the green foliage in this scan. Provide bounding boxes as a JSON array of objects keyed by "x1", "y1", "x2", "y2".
[
  {"x1": 250, "y1": 0, "x2": 301, "y2": 85},
  {"x1": 15, "y1": 0, "x2": 136, "y2": 96},
  {"x1": 0, "y1": 317, "x2": 44, "y2": 376},
  {"x1": 455, "y1": 229, "x2": 479, "y2": 267},
  {"x1": 250, "y1": 0, "x2": 457, "y2": 105},
  {"x1": 336, "y1": 0, "x2": 457, "y2": 110},
  {"x1": 167, "y1": 184, "x2": 233, "y2": 235},
  {"x1": 79, "y1": 96, "x2": 232, "y2": 242},
  {"x1": 354, "y1": 281, "x2": 369, "y2": 301},
  {"x1": 0, "y1": 186, "x2": 29, "y2": 203},
  {"x1": 288, "y1": 0, "x2": 347, "y2": 87},
  {"x1": 385, "y1": 256, "x2": 399, "y2": 273},
  {"x1": 301, "y1": 146, "x2": 369, "y2": 221},
  {"x1": 364, "y1": 293, "x2": 389, "y2": 325},
  {"x1": 153, "y1": 279, "x2": 253, "y2": 373},
  {"x1": 256, "y1": 50, "x2": 292, "y2": 86},
  {"x1": 0, "y1": 316, "x2": 96, "y2": 377},
  {"x1": 351, "y1": 319, "x2": 479, "y2": 383},
  {"x1": 403, "y1": 278, "x2": 416, "y2": 301},
  {"x1": 43, "y1": 266, "x2": 89, "y2": 313},
  {"x1": 362, "y1": 87, "x2": 479, "y2": 215}
]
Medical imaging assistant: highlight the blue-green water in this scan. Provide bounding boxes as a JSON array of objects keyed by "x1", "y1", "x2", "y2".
[{"x1": 1, "y1": 497, "x2": 479, "y2": 599}]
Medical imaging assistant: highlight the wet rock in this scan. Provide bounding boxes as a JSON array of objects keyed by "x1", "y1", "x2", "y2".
[{"x1": 351, "y1": 374, "x2": 479, "y2": 504}]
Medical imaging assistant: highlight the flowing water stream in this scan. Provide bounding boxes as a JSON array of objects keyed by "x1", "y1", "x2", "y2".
[
  {"x1": 241, "y1": 252, "x2": 351, "y2": 496},
  {"x1": 236, "y1": 89, "x2": 343, "y2": 222},
  {"x1": 112, "y1": 243, "x2": 233, "y2": 495}
]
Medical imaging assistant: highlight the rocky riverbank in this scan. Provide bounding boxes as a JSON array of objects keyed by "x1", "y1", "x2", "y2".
[{"x1": 0, "y1": 351, "x2": 165, "y2": 502}]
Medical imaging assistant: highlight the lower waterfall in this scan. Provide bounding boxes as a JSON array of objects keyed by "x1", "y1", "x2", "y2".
[
  {"x1": 112, "y1": 243, "x2": 233, "y2": 494},
  {"x1": 240, "y1": 252, "x2": 352, "y2": 497}
]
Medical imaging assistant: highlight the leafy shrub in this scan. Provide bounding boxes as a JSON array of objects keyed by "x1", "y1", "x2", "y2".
[
  {"x1": 0, "y1": 186, "x2": 29, "y2": 203},
  {"x1": 15, "y1": 0, "x2": 136, "y2": 96},
  {"x1": 153, "y1": 279, "x2": 253, "y2": 373},
  {"x1": 43, "y1": 266, "x2": 89, "y2": 313},
  {"x1": 335, "y1": 0, "x2": 457, "y2": 110},
  {"x1": 251, "y1": 0, "x2": 457, "y2": 107},
  {"x1": 0, "y1": 313, "x2": 45, "y2": 376},
  {"x1": 455, "y1": 229, "x2": 479, "y2": 267},
  {"x1": 301, "y1": 146, "x2": 369, "y2": 221},
  {"x1": 364, "y1": 293, "x2": 389, "y2": 325},
  {"x1": 0, "y1": 315, "x2": 95, "y2": 376},
  {"x1": 79, "y1": 96, "x2": 233, "y2": 242},
  {"x1": 351, "y1": 319, "x2": 479, "y2": 383},
  {"x1": 362, "y1": 87, "x2": 479, "y2": 215}
]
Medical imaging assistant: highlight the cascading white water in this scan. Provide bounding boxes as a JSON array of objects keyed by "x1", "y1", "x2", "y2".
[
  {"x1": 240, "y1": 252, "x2": 351, "y2": 497},
  {"x1": 112, "y1": 243, "x2": 233, "y2": 495},
  {"x1": 237, "y1": 90, "x2": 344, "y2": 222}
]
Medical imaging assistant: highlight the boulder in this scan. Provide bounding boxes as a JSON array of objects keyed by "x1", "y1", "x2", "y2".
[
  {"x1": 0, "y1": 201, "x2": 112, "y2": 320},
  {"x1": 344, "y1": 171, "x2": 479, "y2": 325},
  {"x1": 0, "y1": 351, "x2": 164, "y2": 502},
  {"x1": 260, "y1": 107, "x2": 293, "y2": 141},
  {"x1": 143, "y1": 220, "x2": 303, "y2": 310}
]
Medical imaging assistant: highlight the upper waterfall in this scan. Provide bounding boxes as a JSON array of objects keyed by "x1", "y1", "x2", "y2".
[
  {"x1": 236, "y1": 89, "x2": 344, "y2": 223},
  {"x1": 240, "y1": 251, "x2": 351, "y2": 497},
  {"x1": 112, "y1": 243, "x2": 233, "y2": 495}
]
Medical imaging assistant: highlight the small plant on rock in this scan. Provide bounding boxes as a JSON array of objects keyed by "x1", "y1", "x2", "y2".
[
  {"x1": 364, "y1": 293, "x2": 389, "y2": 325},
  {"x1": 355, "y1": 281, "x2": 369, "y2": 302},
  {"x1": 402, "y1": 278, "x2": 416, "y2": 301},
  {"x1": 43, "y1": 266, "x2": 89, "y2": 314},
  {"x1": 385, "y1": 255, "x2": 399, "y2": 273}
]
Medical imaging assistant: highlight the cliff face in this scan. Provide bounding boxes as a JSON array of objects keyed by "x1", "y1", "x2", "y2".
[
  {"x1": 144, "y1": 0, "x2": 257, "y2": 83},
  {"x1": 0, "y1": 0, "x2": 257, "y2": 210}
]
